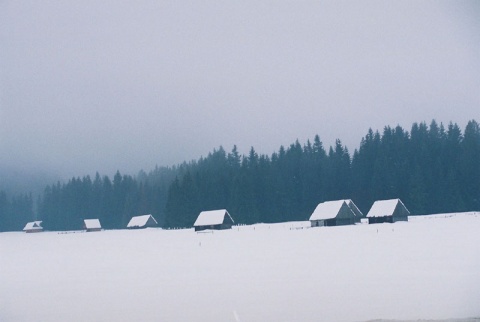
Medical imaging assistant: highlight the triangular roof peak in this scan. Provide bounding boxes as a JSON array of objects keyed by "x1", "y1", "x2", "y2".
[{"x1": 342, "y1": 199, "x2": 364, "y2": 217}]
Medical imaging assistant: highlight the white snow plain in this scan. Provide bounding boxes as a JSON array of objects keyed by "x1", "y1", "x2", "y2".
[{"x1": 1, "y1": 212, "x2": 479, "y2": 322}]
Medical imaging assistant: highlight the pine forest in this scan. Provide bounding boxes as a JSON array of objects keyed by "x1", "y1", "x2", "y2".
[{"x1": 1, "y1": 119, "x2": 479, "y2": 232}]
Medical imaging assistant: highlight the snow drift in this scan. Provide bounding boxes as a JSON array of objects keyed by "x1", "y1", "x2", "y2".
[{"x1": 1, "y1": 213, "x2": 479, "y2": 321}]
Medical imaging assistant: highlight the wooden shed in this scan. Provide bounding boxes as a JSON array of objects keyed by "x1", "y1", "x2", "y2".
[
  {"x1": 23, "y1": 221, "x2": 43, "y2": 233},
  {"x1": 127, "y1": 214, "x2": 158, "y2": 229},
  {"x1": 84, "y1": 219, "x2": 102, "y2": 232},
  {"x1": 309, "y1": 200, "x2": 356, "y2": 227},
  {"x1": 193, "y1": 209, "x2": 234, "y2": 232},
  {"x1": 367, "y1": 198, "x2": 409, "y2": 224}
]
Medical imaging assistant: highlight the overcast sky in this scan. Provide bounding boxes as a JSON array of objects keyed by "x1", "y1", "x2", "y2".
[{"x1": 1, "y1": 1, "x2": 479, "y2": 180}]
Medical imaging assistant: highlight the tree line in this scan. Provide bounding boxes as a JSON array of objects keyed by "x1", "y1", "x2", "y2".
[
  {"x1": 165, "y1": 120, "x2": 480, "y2": 227},
  {"x1": 0, "y1": 192, "x2": 34, "y2": 232},
  {"x1": 0, "y1": 119, "x2": 479, "y2": 232}
]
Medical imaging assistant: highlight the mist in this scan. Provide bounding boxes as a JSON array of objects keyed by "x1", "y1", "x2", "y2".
[{"x1": 1, "y1": 1, "x2": 479, "y2": 185}]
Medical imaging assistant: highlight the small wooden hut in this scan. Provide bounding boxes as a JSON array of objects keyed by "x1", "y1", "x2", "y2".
[
  {"x1": 127, "y1": 214, "x2": 158, "y2": 229},
  {"x1": 309, "y1": 200, "x2": 356, "y2": 227},
  {"x1": 193, "y1": 209, "x2": 234, "y2": 232},
  {"x1": 23, "y1": 221, "x2": 43, "y2": 233},
  {"x1": 367, "y1": 198, "x2": 409, "y2": 224}
]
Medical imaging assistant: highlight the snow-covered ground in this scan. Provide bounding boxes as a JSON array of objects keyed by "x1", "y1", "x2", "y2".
[{"x1": 1, "y1": 213, "x2": 479, "y2": 322}]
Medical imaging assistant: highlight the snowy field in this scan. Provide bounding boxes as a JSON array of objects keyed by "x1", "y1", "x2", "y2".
[{"x1": 1, "y1": 213, "x2": 480, "y2": 322}]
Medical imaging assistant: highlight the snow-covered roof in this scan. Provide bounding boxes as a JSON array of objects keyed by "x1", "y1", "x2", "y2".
[
  {"x1": 194, "y1": 209, "x2": 234, "y2": 227},
  {"x1": 309, "y1": 200, "x2": 347, "y2": 221},
  {"x1": 23, "y1": 221, "x2": 43, "y2": 231},
  {"x1": 367, "y1": 199, "x2": 404, "y2": 218},
  {"x1": 84, "y1": 219, "x2": 101, "y2": 229},
  {"x1": 127, "y1": 214, "x2": 158, "y2": 228}
]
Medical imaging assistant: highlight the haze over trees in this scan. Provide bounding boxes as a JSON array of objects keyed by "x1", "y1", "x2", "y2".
[{"x1": 1, "y1": 119, "x2": 479, "y2": 231}]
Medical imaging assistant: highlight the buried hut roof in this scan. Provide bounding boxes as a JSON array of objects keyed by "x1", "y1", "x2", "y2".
[
  {"x1": 127, "y1": 214, "x2": 158, "y2": 228},
  {"x1": 23, "y1": 221, "x2": 43, "y2": 231},
  {"x1": 194, "y1": 209, "x2": 234, "y2": 227},
  {"x1": 309, "y1": 200, "x2": 348, "y2": 221},
  {"x1": 367, "y1": 198, "x2": 408, "y2": 217},
  {"x1": 84, "y1": 219, "x2": 101, "y2": 229}
]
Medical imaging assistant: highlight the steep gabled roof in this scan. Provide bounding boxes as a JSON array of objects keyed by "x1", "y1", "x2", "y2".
[
  {"x1": 84, "y1": 219, "x2": 101, "y2": 229},
  {"x1": 367, "y1": 199, "x2": 407, "y2": 218},
  {"x1": 309, "y1": 200, "x2": 348, "y2": 221},
  {"x1": 127, "y1": 214, "x2": 158, "y2": 228},
  {"x1": 23, "y1": 221, "x2": 43, "y2": 231},
  {"x1": 194, "y1": 209, "x2": 234, "y2": 227},
  {"x1": 344, "y1": 199, "x2": 364, "y2": 217}
]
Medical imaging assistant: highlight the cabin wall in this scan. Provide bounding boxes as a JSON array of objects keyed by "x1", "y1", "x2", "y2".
[
  {"x1": 368, "y1": 216, "x2": 392, "y2": 224},
  {"x1": 392, "y1": 204, "x2": 409, "y2": 222},
  {"x1": 335, "y1": 204, "x2": 356, "y2": 226},
  {"x1": 348, "y1": 203, "x2": 364, "y2": 221},
  {"x1": 311, "y1": 217, "x2": 354, "y2": 227},
  {"x1": 195, "y1": 223, "x2": 232, "y2": 231},
  {"x1": 310, "y1": 220, "x2": 325, "y2": 227},
  {"x1": 336, "y1": 218, "x2": 355, "y2": 226},
  {"x1": 144, "y1": 217, "x2": 157, "y2": 227},
  {"x1": 25, "y1": 229, "x2": 43, "y2": 233},
  {"x1": 324, "y1": 219, "x2": 337, "y2": 226}
]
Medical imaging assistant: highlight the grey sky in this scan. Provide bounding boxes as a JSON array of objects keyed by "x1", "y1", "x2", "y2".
[{"x1": 1, "y1": 1, "x2": 479, "y2": 179}]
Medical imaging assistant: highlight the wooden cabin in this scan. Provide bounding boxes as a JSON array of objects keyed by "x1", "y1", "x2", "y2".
[
  {"x1": 127, "y1": 214, "x2": 158, "y2": 229},
  {"x1": 367, "y1": 198, "x2": 409, "y2": 224},
  {"x1": 309, "y1": 200, "x2": 356, "y2": 227},
  {"x1": 23, "y1": 221, "x2": 43, "y2": 233},
  {"x1": 193, "y1": 209, "x2": 234, "y2": 232}
]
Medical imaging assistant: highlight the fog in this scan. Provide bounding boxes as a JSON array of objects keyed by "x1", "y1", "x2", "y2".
[{"x1": 1, "y1": 1, "x2": 479, "y2": 183}]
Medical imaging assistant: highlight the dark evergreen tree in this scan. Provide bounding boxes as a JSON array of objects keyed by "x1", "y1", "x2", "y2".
[{"x1": 459, "y1": 120, "x2": 480, "y2": 210}]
